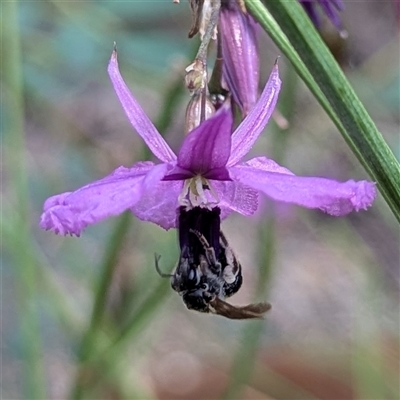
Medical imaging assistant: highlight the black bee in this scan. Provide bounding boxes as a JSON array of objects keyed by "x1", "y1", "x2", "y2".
[{"x1": 155, "y1": 206, "x2": 271, "y2": 319}]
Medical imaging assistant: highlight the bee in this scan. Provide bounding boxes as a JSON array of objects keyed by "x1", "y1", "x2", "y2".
[{"x1": 155, "y1": 207, "x2": 271, "y2": 319}]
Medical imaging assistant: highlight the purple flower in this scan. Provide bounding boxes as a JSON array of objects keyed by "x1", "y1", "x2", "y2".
[
  {"x1": 299, "y1": 0, "x2": 345, "y2": 31},
  {"x1": 219, "y1": 1, "x2": 259, "y2": 116},
  {"x1": 39, "y1": 50, "x2": 376, "y2": 236}
]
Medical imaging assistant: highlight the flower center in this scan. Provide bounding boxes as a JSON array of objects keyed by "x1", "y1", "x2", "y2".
[{"x1": 178, "y1": 175, "x2": 219, "y2": 209}]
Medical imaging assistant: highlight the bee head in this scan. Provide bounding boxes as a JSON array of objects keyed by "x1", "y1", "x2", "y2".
[
  {"x1": 173, "y1": 264, "x2": 222, "y2": 313},
  {"x1": 182, "y1": 285, "x2": 214, "y2": 313}
]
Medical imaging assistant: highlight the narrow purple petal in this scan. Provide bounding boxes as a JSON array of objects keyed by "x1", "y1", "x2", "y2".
[
  {"x1": 318, "y1": 0, "x2": 344, "y2": 30},
  {"x1": 177, "y1": 104, "x2": 233, "y2": 176},
  {"x1": 230, "y1": 163, "x2": 377, "y2": 216},
  {"x1": 300, "y1": 1, "x2": 320, "y2": 27},
  {"x1": 40, "y1": 162, "x2": 160, "y2": 235},
  {"x1": 219, "y1": 7, "x2": 259, "y2": 116},
  {"x1": 228, "y1": 63, "x2": 281, "y2": 166},
  {"x1": 299, "y1": 0, "x2": 344, "y2": 30},
  {"x1": 108, "y1": 49, "x2": 177, "y2": 163}
]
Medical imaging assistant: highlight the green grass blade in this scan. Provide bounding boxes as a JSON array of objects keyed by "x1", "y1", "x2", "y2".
[
  {"x1": 246, "y1": 0, "x2": 400, "y2": 223},
  {"x1": 71, "y1": 212, "x2": 132, "y2": 400},
  {"x1": 3, "y1": 2, "x2": 46, "y2": 398}
]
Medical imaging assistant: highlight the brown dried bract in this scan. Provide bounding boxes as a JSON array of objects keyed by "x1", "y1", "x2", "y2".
[
  {"x1": 188, "y1": 0, "x2": 205, "y2": 38},
  {"x1": 237, "y1": 0, "x2": 247, "y2": 14}
]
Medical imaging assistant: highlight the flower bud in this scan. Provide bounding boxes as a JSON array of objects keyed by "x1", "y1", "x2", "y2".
[
  {"x1": 185, "y1": 93, "x2": 216, "y2": 134},
  {"x1": 185, "y1": 59, "x2": 206, "y2": 93},
  {"x1": 219, "y1": 2, "x2": 259, "y2": 116}
]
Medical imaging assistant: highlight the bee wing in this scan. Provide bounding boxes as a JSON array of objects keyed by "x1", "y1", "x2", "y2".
[{"x1": 209, "y1": 297, "x2": 271, "y2": 320}]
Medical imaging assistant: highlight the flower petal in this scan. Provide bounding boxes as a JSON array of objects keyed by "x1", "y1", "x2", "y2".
[
  {"x1": 131, "y1": 179, "x2": 183, "y2": 230},
  {"x1": 230, "y1": 162, "x2": 377, "y2": 215},
  {"x1": 40, "y1": 162, "x2": 159, "y2": 236},
  {"x1": 108, "y1": 49, "x2": 176, "y2": 163},
  {"x1": 300, "y1": 1, "x2": 320, "y2": 27},
  {"x1": 243, "y1": 156, "x2": 295, "y2": 175},
  {"x1": 212, "y1": 180, "x2": 259, "y2": 217},
  {"x1": 163, "y1": 165, "x2": 231, "y2": 181},
  {"x1": 228, "y1": 63, "x2": 281, "y2": 166},
  {"x1": 316, "y1": 0, "x2": 344, "y2": 30},
  {"x1": 177, "y1": 104, "x2": 233, "y2": 177},
  {"x1": 219, "y1": 6, "x2": 259, "y2": 116},
  {"x1": 299, "y1": 0, "x2": 344, "y2": 31}
]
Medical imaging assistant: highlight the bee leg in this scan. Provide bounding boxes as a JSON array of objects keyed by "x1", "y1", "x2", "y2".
[
  {"x1": 189, "y1": 229, "x2": 221, "y2": 274},
  {"x1": 154, "y1": 253, "x2": 173, "y2": 278}
]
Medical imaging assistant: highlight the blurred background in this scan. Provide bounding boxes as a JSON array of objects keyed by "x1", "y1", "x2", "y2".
[{"x1": 2, "y1": 1, "x2": 399, "y2": 399}]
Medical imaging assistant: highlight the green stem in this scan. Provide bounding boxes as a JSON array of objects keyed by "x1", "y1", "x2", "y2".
[
  {"x1": 82, "y1": 213, "x2": 132, "y2": 357},
  {"x1": 220, "y1": 320, "x2": 266, "y2": 399},
  {"x1": 71, "y1": 262, "x2": 175, "y2": 397},
  {"x1": 71, "y1": 212, "x2": 131, "y2": 400},
  {"x1": 104, "y1": 261, "x2": 175, "y2": 362},
  {"x1": 3, "y1": 2, "x2": 46, "y2": 398},
  {"x1": 246, "y1": 0, "x2": 400, "y2": 223}
]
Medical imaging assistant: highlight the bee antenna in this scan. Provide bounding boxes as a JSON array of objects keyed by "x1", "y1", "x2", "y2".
[{"x1": 154, "y1": 253, "x2": 173, "y2": 278}]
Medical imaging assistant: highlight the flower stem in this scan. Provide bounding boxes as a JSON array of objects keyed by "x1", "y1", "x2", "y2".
[
  {"x1": 195, "y1": 0, "x2": 221, "y2": 65},
  {"x1": 195, "y1": 0, "x2": 221, "y2": 123}
]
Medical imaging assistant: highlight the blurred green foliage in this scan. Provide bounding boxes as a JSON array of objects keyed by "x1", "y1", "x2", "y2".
[{"x1": 2, "y1": 1, "x2": 399, "y2": 399}]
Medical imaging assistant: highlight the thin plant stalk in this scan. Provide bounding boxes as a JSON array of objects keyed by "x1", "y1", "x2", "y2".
[
  {"x1": 71, "y1": 211, "x2": 132, "y2": 400},
  {"x1": 3, "y1": 2, "x2": 46, "y2": 398}
]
